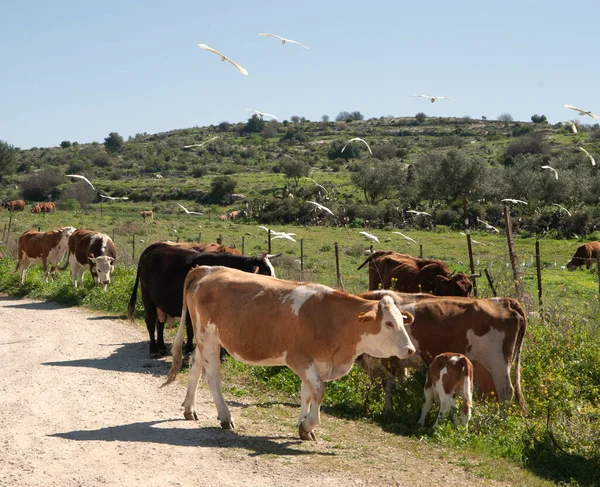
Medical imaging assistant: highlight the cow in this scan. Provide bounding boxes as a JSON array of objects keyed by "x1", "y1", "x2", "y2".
[
  {"x1": 358, "y1": 250, "x2": 475, "y2": 296},
  {"x1": 41, "y1": 202, "x2": 56, "y2": 213},
  {"x1": 418, "y1": 352, "x2": 474, "y2": 432},
  {"x1": 140, "y1": 210, "x2": 153, "y2": 221},
  {"x1": 127, "y1": 242, "x2": 278, "y2": 358},
  {"x1": 15, "y1": 226, "x2": 76, "y2": 286},
  {"x1": 566, "y1": 242, "x2": 600, "y2": 271},
  {"x1": 162, "y1": 266, "x2": 416, "y2": 440},
  {"x1": 357, "y1": 291, "x2": 528, "y2": 414},
  {"x1": 218, "y1": 214, "x2": 228, "y2": 221},
  {"x1": 62, "y1": 229, "x2": 117, "y2": 290},
  {"x1": 164, "y1": 241, "x2": 241, "y2": 255},
  {"x1": 31, "y1": 204, "x2": 41, "y2": 214},
  {"x1": 3, "y1": 199, "x2": 26, "y2": 211}
]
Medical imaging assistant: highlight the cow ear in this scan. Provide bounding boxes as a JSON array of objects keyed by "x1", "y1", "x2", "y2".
[
  {"x1": 401, "y1": 311, "x2": 414, "y2": 325},
  {"x1": 435, "y1": 275, "x2": 450, "y2": 283},
  {"x1": 252, "y1": 266, "x2": 259, "y2": 274},
  {"x1": 358, "y1": 307, "x2": 377, "y2": 323},
  {"x1": 88, "y1": 256, "x2": 96, "y2": 264},
  {"x1": 108, "y1": 257, "x2": 115, "y2": 264}
]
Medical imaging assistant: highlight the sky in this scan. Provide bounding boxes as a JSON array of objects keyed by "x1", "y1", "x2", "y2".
[{"x1": 1, "y1": 0, "x2": 599, "y2": 149}]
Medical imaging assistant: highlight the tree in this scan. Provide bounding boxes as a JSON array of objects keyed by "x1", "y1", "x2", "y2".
[
  {"x1": 335, "y1": 111, "x2": 351, "y2": 122},
  {"x1": 498, "y1": 113, "x2": 513, "y2": 124},
  {"x1": 371, "y1": 143, "x2": 398, "y2": 160},
  {"x1": 209, "y1": 175, "x2": 237, "y2": 204},
  {"x1": 280, "y1": 159, "x2": 310, "y2": 186},
  {"x1": 21, "y1": 169, "x2": 64, "y2": 201},
  {"x1": 351, "y1": 160, "x2": 408, "y2": 205},
  {"x1": 531, "y1": 114, "x2": 547, "y2": 124},
  {"x1": 104, "y1": 132, "x2": 124, "y2": 153},
  {"x1": 218, "y1": 121, "x2": 231, "y2": 132},
  {"x1": 321, "y1": 114, "x2": 330, "y2": 122},
  {"x1": 243, "y1": 114, "x2": 265, "y2": 134},
  {"x1": 290, "y1": 115, "x2": 301, "y2": 123},
  {"x1": 328, "y1": 140, "x2": 361, "y2": 160},
  {"x1": 415, "y1": 112, "x2": 427, "y2": 124},
  {"x1": 60, "y1": 140, "x2": 72, "y2": 148},
  {"x1": 349, "y1": 111, "x2": 364, "y2": 121},
  {"x1": 0, "y1": 140, "x2": 17, "y2": 181}
]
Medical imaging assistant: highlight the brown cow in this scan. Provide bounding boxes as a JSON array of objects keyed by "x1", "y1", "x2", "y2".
[
  {"x1": 164, "y1": 241, "x2": 241, "y2": 255},
  {"x1": 163, "y1": 266, "x2": 416, "y2": 440},
  {"x1": 3, "y1": 199, "x2": 26, "y2": 211},
  {"x1": 15, "y1": 226, "x2": 76, "y2": 285},
  {"x1": 566, "y1": 242, "x2": 600, "y2": 271},
  {"x1": 140, "y1": 210, "x2": 153, "y2": 221},
  {"x1": 63, "y1": 229, "x2": 117, "y2": 290},
  {"x1": 357, "y1": 291, "x2": 528, "y2": 414},
  {"x1": 358, "y1": 250, "x2": 475, "y2": 296},
  {"x1": 31, "y1": 204, "x2": 41, "y2": 214},
  {"x1": 41, "y1": 202, "x2": 56, "y2": 213}
]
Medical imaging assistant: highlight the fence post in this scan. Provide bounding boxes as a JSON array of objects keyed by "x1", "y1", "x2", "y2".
[
  {"x1": 38, "y1": 226, "x2": 41, "y2": 232},
  {"x1": 241, "y1": 236, "x2": 245, "y2": 255},
  {"x1": 536, "y1": 240, "x2": 543, "y2": 308},
  {"x1": 419, "y1": 244, "x2": 423, "y2": 259},
  {"x1": 100, "y1": 204, "x2": 103, "y2": 218},
  {"x1": 300, "y1": 238, "x2": 304, "y2": 281},
  {"x1": 197, "y1": 232, "x2": 201, "y2": 243},
  {"x1": 2, "y1": 222, "x2": 6, "y2": 241},
  {"x1": 334, "y1": 242, "x2": 344, "y2": 291},
  {"x1": 462, "y1": 196, "x2": 478, "y2": 297},
  {"x1": 7, "y1": 212, "x2": 13, "y2": 247},
  {"x1": 268, "y1": 229, "x2": 272, "y2": 254},
  {"x1": 132, "y1": 234, "x2": 136, "y2": 262},
  {"x1": 504, "y1": 206, "x2": 524, "y2": 301},
  {"x1": 112, "y1": 228, "x2": 115, "y2": 243},
  {"x1": 484, "y1": 268, "x2": 497, "y2": 297},
  {"x1": 597, "y1": 254, "x2": 600, "y2": 300}
]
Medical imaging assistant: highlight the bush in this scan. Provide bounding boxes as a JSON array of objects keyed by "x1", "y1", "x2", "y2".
[
  {"x1": 531, "y1": 114, "x2": 547, "y2": 124},
  {"x1": 432, "y1": 135, "x2": 465, "y2": 148},
  {"x1": 104, "y1": 132, "x2": 124, "y2": 153},
  {"x1": 57, "y1": 198, "x2": 80, "y2": 211},
  {"x1": 371, "y1": 143, "x2": 398, "y2": 160},
  {"x1": 498, "y1": 113, "x2": 513, "y2": 123},
  {"x1": 209, "y1": 175, "x2": 237, "y2": 204},
  {"x1": 505, "y1": 133, "x2": 548, "y2": 158},
  {"x1": 21, "y1": 169, "x2": 64, "y2": 201},
  {"x1": 244, "y1": 115, "x2": 265, "y2": 134},
  {"x1": 59, "y1": 181, "x2": 96, "y2": 208},
  {"x1": 218, "y1": 121, "x2": 231, "y2": 132},
  {"x1": 60, "y1": 141, "x2": 72, "y2": 148},
  {"x1": 415, "y1": 112, "x2": 427, "y2": 124}
]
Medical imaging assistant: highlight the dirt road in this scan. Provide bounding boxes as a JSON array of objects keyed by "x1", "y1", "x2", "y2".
[{"x1": 0, "y1": 296, "x2": 519, "y2": 486}]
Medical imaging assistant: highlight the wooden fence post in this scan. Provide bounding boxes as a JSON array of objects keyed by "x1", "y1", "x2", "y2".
[
  {"x1": 300, "y1": 238, "x2": 304, "y2": 281},
  {"x1": 462, "y1": 196, "x2": 478, "y2": 297},
  {"x1": 334, "y1": 242, "x2": 344, "y2": 291},
  {"x1": 132, "y1": 234, "x2": 136, "y2": 262},
  {"x1": 484, "y1": 268, "x2": 497, "y2": 297},
  {"x1": 241, "y1": 236, "x2": 245, "y2": 255},
  {"x1": 197, "y1": 232, "x2": 201, "y2": 243},
  {"x1": 597, "y1": 254, "x2": 600, "y2": 300},
  {"x1": 100, "y1": 204, "x2": 103, "y2": 218},
  {"x1": 7, "y1": 212, "x2": 13, "y2": 247},
  {"x1": 268, "y1": 229, "x2": 272, "y2": 254},
  {"x1": 504, "y1": 206, "x2": 524, "y2": 301},
  {"x1": 419, "y1": 244, "x2": 423, "y2": 259},
  {"x1": 536, "y1": 240, "x2": 543, "y2": 308}
]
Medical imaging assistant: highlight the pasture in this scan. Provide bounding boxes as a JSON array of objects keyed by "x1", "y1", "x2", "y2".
[{"x1": 0, "y1": 206, "x2": 599, "y2": 485}]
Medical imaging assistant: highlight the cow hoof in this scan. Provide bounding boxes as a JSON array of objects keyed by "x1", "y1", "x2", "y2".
[
  {"x1": 184, "y1": 411, "x2": 198, "y2": 421},
  {"x1": 220, "y1": 420, "x2": 235, "y2": 430},
  {"x1": 149, "y1": 351, "x2": 162, "y2": 359},
  {"x1": 298, "y1": 425, "x2": 316, "y2": 441}
]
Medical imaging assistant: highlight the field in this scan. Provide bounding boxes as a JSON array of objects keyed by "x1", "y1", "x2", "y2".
[{"x1": 1, "y1": 204, "x2": 599, "y2": 486}]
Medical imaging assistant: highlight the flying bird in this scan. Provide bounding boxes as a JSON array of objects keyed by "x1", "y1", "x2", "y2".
[
  {"x1": 271, "y1": 232, "x2": 297, "y2": 242},
  {"x1": 183, "y1": 136, "x2": 219, "y2": 149},
  {"x1": 304, "y1": 177, "x2": 329, "y2": 194},
  {"x1": 360, "y1": 231, "x2": 380, "y2": 243},
  {"x1": 501, "y1": 198, "x2": 528, "y2": 205},
  {"x1": 579, "y1": 147, "x2": 596, "y2": 166},
  {"x1": 198, "y1": 43, "x2": 248, "y2": 75},
  {"x1": 307, "y1": 201, "x2": 334, "y2": 216},
  {"x1": 564, "y1": 104, "x2": 599, "y2": 120},
  {"x1": 392, "y1": 231, "x2": 417, "y2": 245},
  {"x1": 258, "y1": 226, "x2": 296, "y2": 238},
  {"x1": 258, "y1": 33, "x2": 309, "y2": 49},
  {"x1": 411, "y1": 95, "x2": 454, "y2": 103},
  {"x1": 541, "y1": 165, "x2": 559, "y2": 180},
  {"x1": 246, "y1": 109, "x2": 278, "y2": 120},
  {"x1": 99, "y1": 193, "x2": 129, "y2": 201},
  {"x1": 564, "y1": 120, "x2": 578, "y2": 133},
  {"x1": 552, "y1": 204, "x2": 571, "y2": 217},
  {"x1": 407, "y1": 210, "x2": 432, "y2": 217},
  {"x1": 176, "y1": 202, "x2": 202, "y2": 215},
  {"x1": 341, "y1": 137, "x2": 373, "y2": 156},
  {"x1": 476, "y1": 218, "x2": 500, "y2": 233},
  {"x1": 460, "y1": 232, "x2": 483, "y2": 245},
  {"x1": 66, "y1": 174, "x2": 95, "y2": 191}
]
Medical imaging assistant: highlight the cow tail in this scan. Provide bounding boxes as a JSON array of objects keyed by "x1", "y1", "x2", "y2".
[
  {"x1": 58, "y1": 251, "x2": 70, "y2": 271},
  {"x1": 462, "y1": 358, "x2": 473, "y2": 409},
  {"x1": 127, "y1": 264, "x2": 141, "y2": 323},
  {"x1": 512, "y1": 301, "x2": 529, "y2": 415}
]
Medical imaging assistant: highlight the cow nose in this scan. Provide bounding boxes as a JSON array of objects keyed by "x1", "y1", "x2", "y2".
[{"x1": 407, "y1": 346, "x2": 416, "y2": 356}]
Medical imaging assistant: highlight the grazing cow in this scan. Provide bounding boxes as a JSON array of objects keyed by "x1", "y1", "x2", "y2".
[
  {"x1": 218, "y1": 214, "x2": 228, "y2": 221},
  {"x1": 3, "y1": 199, "x2": 26, "y2": 211},
  {"x1": 163, "y1": 266, "x2": 416, "y2": 440},
  {"x1": 357, "y1": 291, "x2": 528, "y2": 413},
  {"x1": 31, "y1": 204, "x2": 41, "y2": 214},
  {"x1": 418, "y1": 352, "x2": 474, "y2": 432},
  {"x1": 358, "y1": 250, "x2": 475, "y2": 296},
  {"x1": 62, "y1": 229, "x2": 117, "y2": 290},
  {"x1": 140, "y1": 210, "x2": 153, "y2": 221},
  {"x1": 15, "y1": 226, "x2": 76, "y2": 286},
  {"x1": 566, "y1": 242, "x2": 600, "y2": 271},
  {"x1": 127, "y1": 242, "x2": 278, "y2": 358},
  {"x1": 41, "y1": 202, "x2": 56, "y2": 213},
  {"x1": 164, "y1": 241, "x2": 241, "y2": 255}
]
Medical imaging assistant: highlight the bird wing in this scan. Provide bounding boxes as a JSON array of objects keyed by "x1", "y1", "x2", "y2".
[
  {"x1": 183, "y1": 144, "x2": 203, "y2": 149},
  {"x1": 258, "y1": 33, "x2": 283, "y2": 40},
  {"x1": 66, "y1": 174, "x2": 95, "y2": 190},
  {"x1": 176, "y1": 202, "x2": 189, "y2": 213},
  {"x1": 411, "y1": 95, "x2": 431, "y2": 98},
  {"x1": 392, "y1": 231, "x2": 416, "y2": 244},
  {"x1": 226, "y1": 58, "x2": 248, "y2": 75},
  {"x1": 308, "y1": 201, "x2": 334, "y2": 215},
  {"x1": 579, "y1": 147, "x2": 596, "y2": 166},
  {"x1": 355, "y1": 138, "x2": 373, "y2": 155},
  {"x1": 198, "y1": 43, "x2": 225, "y2": 58},
  {"x1": 258, "y1": 226, "x2": 271, "y2": 233},
  {"x1": 436, "y1": 96, "x2": 454, "y2": 100},
  {"x1": 286, "y1": 39, "x2": 310, "y2": 49},
  {"x1": 564, "y1": 104, "x2": 581, "y2": 112}
]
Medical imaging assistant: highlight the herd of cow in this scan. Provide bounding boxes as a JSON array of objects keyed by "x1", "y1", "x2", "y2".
[
  {"x1": 10, "y1": 224, "x2": 600, "y2": 440},
  {"x1": 1, "y1": 199, "x2": 55, "y2": 213}
]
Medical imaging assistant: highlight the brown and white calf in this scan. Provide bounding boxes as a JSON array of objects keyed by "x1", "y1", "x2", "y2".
[
  {"x1": 15, "y1": 226, "x2": 76, "y2": 285},
  {"x1": 418, "y1": 352, "x2": 474, "y2": 432},
  {"x1": 140, "y1": 210, "x2": 153, "y2": 221},
  {"x1": 163, "y1": 266, "x2": 416, "y2": 440},
  {"x1": 64, "y1": 229, "x2": 117, "y2": 290}
]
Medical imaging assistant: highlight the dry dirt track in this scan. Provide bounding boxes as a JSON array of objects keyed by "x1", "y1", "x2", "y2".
[{"x1": 0, "y1": 296, "x2": 518, "y2": 487}]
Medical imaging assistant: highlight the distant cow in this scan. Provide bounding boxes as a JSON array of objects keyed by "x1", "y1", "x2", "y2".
[
  {"x1": 164, "y1": 241, "x2": 241, "y2": 255},
  {"x1": 31, "y1": 204, "x2": 41, "y2": 214},
  {"x1": 3, "y1": 199, "x2": 25, "y2": 211},
  {"x1": 358, "y1": 251, "x2": 475, "y2": 296},
  {"x1": 31, "y1": 202, "x2": 56, "y2": 214},
  {"x1": 418, "y1": 353, "x2": 474, "y2": 432},
  {"x1": 140, "y1": 210, "x2": 153, "y2": 221},
  {"x1": 163, "y1": 266, "x2": 416, "y2": 440},
  {"x1": 15, "y1": 226, "x2": 76, "y2": 286},
  {"x1": 357, "y1": 291, "x2": 528, "y2": 414},
  {"x1": 566, "y1": 242, "x2": 600, "y2": 271},
  {"x1": 62, "y1": 229, "x2": 117, "y2": 290},
  {"x1": 127, "y1": 242, "x2": 278, "y2": 358}
]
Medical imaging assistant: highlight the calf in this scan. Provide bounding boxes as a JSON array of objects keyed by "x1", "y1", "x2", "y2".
[
  {"x1": 63, "y1": 229, "x2": 117, "y2": 290},
  {"x1": 3, "y1": 199, "x2": 26, "y2": 211},
  {"x1": 163, "y1": 266, "x2": 415, "y2": 440},
  {"x1": 418, "y1": 353, "x2": 474, "y2": 432},
  {"x1": 566, "y1": 242, "x2": 600, "y2": 271},
  {"x1": 140, "y1": 210, "x2": 153, "y2": 221}
]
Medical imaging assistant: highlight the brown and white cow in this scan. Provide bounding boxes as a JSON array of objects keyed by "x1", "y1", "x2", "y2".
[
  {"x1": 3, "y1": 199, "x2": 26, "y2": 211},
  {"x1": 64, "y1": 229, "x2": 117, "y2": 290},
  {"x1": 418, "y1": 352, "x2": 474, "y2": 432},
  {"x1": 31, "y1": 202, "x2": 56, "y2": 214},
  {"x1": 140, "y1": 210, "x2": 153, "y2": 221},
  {"x1": 163, "y1": 266, "x2": 416, "y2": 440},
  {"x1": 357, "y1": 291, "x2": 528, "y2": 414},
  {"x1": 15, "y1": 226, "x2": 76, "y2": 286},
  {"x1": 358, "y1": 251, "x2": 475, "y2": 296},
  {"x1": 566, "y1": 242, "x2": 600, "y2": 271}
]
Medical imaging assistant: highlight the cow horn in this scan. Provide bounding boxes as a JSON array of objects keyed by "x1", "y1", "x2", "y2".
[
  {"x1": 469, "y1": 273, "x2": 481, "y2": 278},
  {"x1": 447, "y1": 272, "x2": 454, "y2": 277}
]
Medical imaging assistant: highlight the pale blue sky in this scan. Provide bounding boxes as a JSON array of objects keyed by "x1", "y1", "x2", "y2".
[{"x1": 2, "y1": 0, "x2": 599, "y2": 149}]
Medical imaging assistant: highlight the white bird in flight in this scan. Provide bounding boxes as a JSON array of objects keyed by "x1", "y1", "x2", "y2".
[
  {"x1": 502, "y1": 198, "x2": 528, "y2": 205},
  {"x1": 246, "y1": 109, "x2": 278, "y2": 120},
  {"x1": 177, "y1": 202, "x2": 202, "y2": 215},
  {"x1": 579, "y1": 147, "x2": 596, "y2": 166},
  {"x1": 272, "y1": 232, "x2": 297, "y2": 243},
  {"x1": 392, "y1": 231, "x2": 417, "y2": 245},
  {"x1": 258, "y1": 33, "x2": 309, "y2": 49},
  {"x1": 460, "y1": 232, "x2": 483, "y2": 245},
  {"x1": 307, "y1": 201, "x2": 334, "y2": 216},
  {"x1": 183, "y1": 136, "x2": 219, "y2": 149},
  {"x1": 99, "y1": 193, "x2": 129, "y2": 201},
  {"x1": 360, "y1": 231, "x2": 380, "y2": 243},
  {"x1": 476, "y1": 218, "x2": 500, "y2": 233},
  {"x1": 564, "y1": 120, "x2": 578, "y2": 133},
  {"x1": 198, "y1": 44, "x2": 248, "y2": 75},
  {"x1": 411, "y1": 95, "x2": 454, "y2": 103},
  {"x1": 341, "y1": 137, "x2": 373, "y2": 155},
  {"x1": 564, "y1": 104, "x2": 599, "y2": 120},
  {"x1": 304, "y1": 177, "x2": 329, "y2": 194},
  {"x1": 407, "y1": 210, "x2": 432, "y2": 217},
  {"x1": 258, "y1": 226, "x2": 297, "y2": 238},
  {"x1": 66, "y1": 174, "x2": 95, "y2": 191},
  {"x1": 541, "y1": 165, "x2": 558, "y2": 180},
  {"x1": 552, "y1": 204, "x2": 571, "y2": 217}
]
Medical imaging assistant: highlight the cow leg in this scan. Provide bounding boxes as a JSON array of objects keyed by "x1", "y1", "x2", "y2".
[
  {"x1": 486, "y1": 361, "x2": 514, "y2": 403},
  {"x1": 182, "y1": 347, "x2": 203, "y2": 421},
  {"x1": 418, "y1": 387, "x2": 435, "y2": 426},
  {"x1": 153, "y1": 308, "x2": 169, "y2": 357},
  {"x1": 382, "y1": 372, "x2": 397, "y2": 414},
  {"x1": 184, "y1": 311, "x2": 195, "y2": 355},
  {"x1": 142, "y1": 295, "x2": 162, "y2": 359},
  {"x1": 42, "y1": 258, "x2": 49, "y2": 282},
  {"x1": 18, "y1": 260, "x2": 31, "y2": 287},
  {"x1": 297, "y1": 382, "x2": 312, "y2": 427},
  {"x1": 295, "y1": 363, "x2": 325, "y2": 441},
  {"x1": 435, "y1": 396, "x2": 454, "y2": 427}
]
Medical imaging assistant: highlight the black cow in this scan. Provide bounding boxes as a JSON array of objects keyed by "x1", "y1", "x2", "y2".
[{"x1": 127, "y1": 242, "x2": 277, "y2": 358}]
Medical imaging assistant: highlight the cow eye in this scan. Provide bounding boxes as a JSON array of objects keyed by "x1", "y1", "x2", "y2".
[{"x1": 385, "y1": 321, "x2": 395, "y2": 329}]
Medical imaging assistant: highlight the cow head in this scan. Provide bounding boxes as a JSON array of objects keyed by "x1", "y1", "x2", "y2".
[
  {"x1": 256, "y1": 253, "x2": 281, "y2": 278},
  {"x1": 567, "y1": 245, "x2": 590, "y2": 271},
  {"x1": 434, "y1": 272, "x2": 473, "y2": 296},
  {"x1": 88, "y1": 255, "x2": 115, "y2": 290},
  {"x1": 358, "y1": 295, "x2": 415, "y2": 359}
]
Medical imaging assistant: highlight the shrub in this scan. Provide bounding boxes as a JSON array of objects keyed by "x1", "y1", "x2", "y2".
[
  {"x1": 57, "y1": 198, "x2": 80, "y2": 211},
  {"x1": 505, "y1": 132, "x2": 548, "y2": 158},
  {"x1": 60, "y1": 141, "x2": 72, "y2": 148},
  {"x1": 209, "y1": 175, "x2": 237, "y2": 204},
  {"x1": 218, "y1": 121, "x2": 231, "y2": 132},
  {"x1": 244, "y1": 115, "x2": 265, "y2": 134},
  {"x1": 21, "y1": 169, "x2": 64, "y2": 201},
  {"x1": 371, "y1": 143, "x2": 398, "y2": 160},
  {"x1": 498, "y1": 113, "x2": 513, "y2": 123},
  {"x1": 59, "y1": 181, "x2": 96, "y2": 208},
  {"x1": 432, "y1": 135, "x2": 465, "y2": 148},
  {"x1": 531, "y1": 114, "x2": 547, "y2": 124},
  {"x1": 103, "y1": 132, "x2": 124, "y2": 153},
  {"x1": 415, "y1": 112, "x2": 427, "y2": 124}
]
